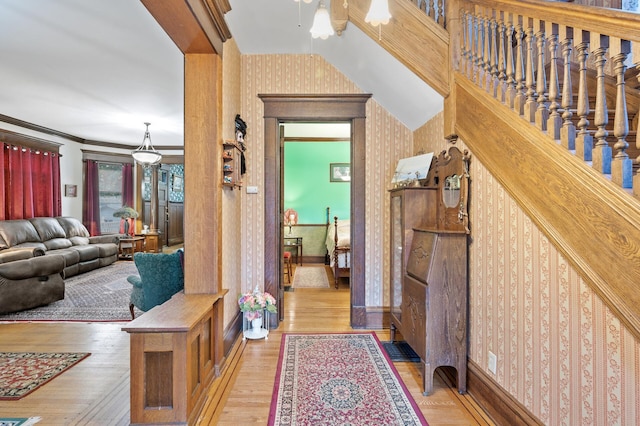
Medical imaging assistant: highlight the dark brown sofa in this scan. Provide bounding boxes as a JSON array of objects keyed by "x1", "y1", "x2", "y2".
[
  {"x1": 0, "y1": 217, "x2": 119, "y2": 314},
  {"x1": 0, "y1": 247, "x2": 65, "y2": 314}
]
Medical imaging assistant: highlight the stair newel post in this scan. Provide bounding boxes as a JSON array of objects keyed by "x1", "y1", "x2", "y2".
[
  {"x1": 611, "y1": 41, "x2": 632, "y2": 189},
  {"x1": 513, "y1": 19, "x2": 526, "y2": 115},
  {"x1": 504, "y1": 17, "x2": 517, "y2": 108},
  {"x1": 524, "y1": 20, "x2": 538, "y2": 123},
  {"x1": 560, "y1": 28, "x2": 575, "y2": 150},
  {"x1": 497, "y1": 16, "x2": 507, "y2": 103},
  {"x1": 534, "y1": 24, "x2": 549, "y2": 131},
  {"x1": 592, "y1": 36, "x2": 611, "y2": 175},
  {"x1": 575, "y1": 33, "x2": 593, "y2": 161},
  {"x1": 546, "y1": 24, "x2": 561, "y2": 140},
  {"x1": 489, "y1": 16, "x2": 499, "y2": 97}
]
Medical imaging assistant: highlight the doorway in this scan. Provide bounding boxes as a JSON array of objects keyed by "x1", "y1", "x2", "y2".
[
  {"x1": 260, "y1": 94, "x2": 371, "y2": 329},
  {"x1": 282, "y1": 122, "x2": 351, "y2": 284}
]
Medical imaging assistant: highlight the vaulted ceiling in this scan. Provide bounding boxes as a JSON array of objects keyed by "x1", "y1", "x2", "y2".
[{"x1": 0, "y1": 0, "x2": 442, "y2": 149}]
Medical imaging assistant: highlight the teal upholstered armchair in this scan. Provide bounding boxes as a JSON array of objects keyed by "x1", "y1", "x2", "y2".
[{"x1": 127, "y1": 250, "x2": 184, "y2": 319}]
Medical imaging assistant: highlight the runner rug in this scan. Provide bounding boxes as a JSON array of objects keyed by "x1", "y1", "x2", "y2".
[
  {"x1": 291, "y1": 266, "x2": 330, "y2": 288},
  {"x1": 268, "y1": 332, "x2": 428, "y2": 426},
  {"x1": 0, "y1": 352, "x2": 90, "y2": 400},
  {"x1": 0, "y1": 261, "x2": 142, "y2": 322}
]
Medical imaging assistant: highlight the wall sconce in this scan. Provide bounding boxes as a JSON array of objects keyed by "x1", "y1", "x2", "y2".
[{"x1": 132, "y1": 122, "x2": 162, "y2": 166}]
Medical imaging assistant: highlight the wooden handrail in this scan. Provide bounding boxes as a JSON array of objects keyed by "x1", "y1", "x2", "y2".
[{"x1": 466, "y1": 0, "x2": 640, "y2": 40}]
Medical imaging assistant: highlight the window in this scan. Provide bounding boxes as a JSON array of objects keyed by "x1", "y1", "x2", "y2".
[{"x1": 98, "y1": 163, "x2": 124, "y2": 234}]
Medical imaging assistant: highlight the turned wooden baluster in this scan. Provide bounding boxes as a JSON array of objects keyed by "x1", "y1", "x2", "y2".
[
  {"x1": 489, "y1": 17, "x2": 499, "y2": 97},
  {"x1": 428, "y1": 0, "x2": 436, "y2": 21},
  {"x1": 497, "y1": 17, "x2": 507, "y2": 103},
  {"x1": 546, "y1": 27, "x2": 561, "y2": 140},
  {"x1": 436, "y1": 0, "x2": 444, "y2": 26},
  {"x1": 534, "y1": 26, "x2": 549, "y2": 130},
  {"x1": 466, "y1": 12, "x2": 474, "y2": 79},
  {"x1": 513, "y1": 21, "x2": 526, "y2": 115},
  {"x1": 460, "y1": 10, "x2": 468, "y2": 75},
  {"x1": 524, "y1": 22, "x2": 538, "y2": 123},
  {"x1": 560, "y1": 30, "x2": 575, "y2": 150},
  {"x1": 473, "y1": 15, "x2": 482, "y2": 84},
  {"x1": 504, "y1": 18, "x2": 517, "y2": 108},
  {"x1": 483, "y1": 14, "x2": 492, "y2": 91},
  {"x1": 592, "y1": 37, "x2": 611, "y2": 174},
  {"x1": 611, "y1": 42, "x2": 632, "y2": 188},
  {"x1": 575, "y1": 35, "x2": 593, "y2": 161},
  {"x1": 635, "y1": 64, "x2": 640, "y2": 197}
]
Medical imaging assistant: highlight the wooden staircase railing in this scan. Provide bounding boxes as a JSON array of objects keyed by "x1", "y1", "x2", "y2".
[
  {"x1": 354, "y1": 0, "x2": 640, "y2": 339},
  {"x1": 457, "y1": 0, "x2": 640, "y2": 193}
]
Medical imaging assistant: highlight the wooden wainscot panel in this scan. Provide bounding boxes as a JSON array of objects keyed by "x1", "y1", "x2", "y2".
[{"x1": 122, "y1": 290, "x2": 228, "y2": 425}]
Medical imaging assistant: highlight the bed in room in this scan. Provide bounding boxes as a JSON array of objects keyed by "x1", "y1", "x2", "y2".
[{"x1": 325, "y1": 207, "x2": 350, "y2": 289}]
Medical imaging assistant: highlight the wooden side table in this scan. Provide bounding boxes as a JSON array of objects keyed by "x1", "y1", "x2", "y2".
[
  {"x1": 119, "y1": 236, "x2": 145, "y2": 260},
  {"x1": 284, "y1": 236, "x2": 303, "y2": 265},
  {"x1": 137, "y1": 232, "x2": 161, "y2": 253}
]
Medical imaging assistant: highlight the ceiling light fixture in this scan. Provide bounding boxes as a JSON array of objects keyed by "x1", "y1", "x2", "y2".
[
  {"x1": 132, "y1": 122, "x2": 162, "y2": 166},
  {"x1": 309, "y1": 0, "x2": 334, "y2": 39},
  {"x1": 365, "y1": 0, "x2": 391, "y2": 40},
  {"x1": 365, "y1": 0, "x2": 391, "y2": 26}
]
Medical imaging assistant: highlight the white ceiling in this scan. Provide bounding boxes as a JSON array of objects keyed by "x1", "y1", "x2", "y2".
[{"x1": 0, "y1": 0, "x2": 442, "y2": 149}]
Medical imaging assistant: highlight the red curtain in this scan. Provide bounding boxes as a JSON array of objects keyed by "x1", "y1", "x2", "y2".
[
  {"x1": 122, "y1": 163, "x2": 133, "y2": 208},
  {"x1": 82, "y1": 160, "x2": 100, "y2": 236},
  {"x1": 1, "y1": 143, "x2": 61, "y2": 220}
]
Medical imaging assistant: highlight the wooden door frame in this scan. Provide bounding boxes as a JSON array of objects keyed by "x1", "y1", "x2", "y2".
[{"x1": 260, "y1": 94, "x2": 371, "y2": 329}]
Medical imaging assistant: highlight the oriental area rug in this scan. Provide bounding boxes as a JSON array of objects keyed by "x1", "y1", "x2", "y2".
[
  {"x1": 0, "y1": 262, "x2": 142, "y2": 322},
  {"x1": 268, "y1": 333, "x2": 428, "y2": 426},
  {"x1": 291, "y1": 265, "x2": 330, "y2": 288},
  {"x1": 0, "y1": 352, "x2": 90, "y2": 400}
]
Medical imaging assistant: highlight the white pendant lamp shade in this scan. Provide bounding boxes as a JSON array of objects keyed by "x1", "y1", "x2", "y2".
[
  {"x1": 132, "y1": 122, "x2": 162, "y2": 165},
  {"x1": 365, "y1": 0, "x2": 391, "y2": 26},
  {"x1": 309, "y1": 1, "x2": 334, "y2": 39}
]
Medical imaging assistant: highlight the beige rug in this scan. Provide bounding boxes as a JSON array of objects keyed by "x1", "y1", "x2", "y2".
[{"x1": 291, "y1": 266, "x2": 330, "y2": 288}]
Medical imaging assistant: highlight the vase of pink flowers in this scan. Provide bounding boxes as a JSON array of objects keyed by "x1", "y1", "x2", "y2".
[{"x1": 238, "y1": 285, "x2": 277, "y2": 337}]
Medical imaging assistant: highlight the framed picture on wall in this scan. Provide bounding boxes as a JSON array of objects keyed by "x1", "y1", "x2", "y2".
[
  {"x1": 172, "y1": 174, "x2": 183, "y2": 192},
  {"x1": 330, "y1": 163, "x2": 350, "y2": 182},
  {"x1": 64, "y1": 184, "x2": 77, "y2": 197}
]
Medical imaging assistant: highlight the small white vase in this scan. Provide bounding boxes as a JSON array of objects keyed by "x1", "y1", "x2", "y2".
[{"x1": 251, "y1": 317, "x2": 262, "y2": 331}]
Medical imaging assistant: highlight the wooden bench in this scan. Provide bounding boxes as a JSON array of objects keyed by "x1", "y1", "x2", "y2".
[{"x1": 122, "y1": 290, "x2": 228, "y2": 425}]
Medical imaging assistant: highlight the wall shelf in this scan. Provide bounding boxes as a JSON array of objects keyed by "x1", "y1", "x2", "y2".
[{"x1": 222, "y1": 140, "x2": 242, "y2": 190}]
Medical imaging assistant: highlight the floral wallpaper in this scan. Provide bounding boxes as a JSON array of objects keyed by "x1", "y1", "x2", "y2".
[
  {"x1": 221, "y1": 38, "x2": 243, "y2": 326},
  {"x1": 416, "y1": 112, "x2": 640, "y2": 425},
  {"x1": 239, "y1": 53, "x2": 413, "y2": 308}
]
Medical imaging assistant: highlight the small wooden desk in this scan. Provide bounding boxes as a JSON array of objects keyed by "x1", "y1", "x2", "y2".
[
  {"x1": 118, "y1": 236, "x2": 145, "y2": 260},
  {"x1": 284, "y1": 236, "x2": 303, "y2": 265}
]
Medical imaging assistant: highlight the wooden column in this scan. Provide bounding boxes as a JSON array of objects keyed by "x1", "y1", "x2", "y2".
[{"x1": 184, "y1": 53, "x2": 221, "y2": 294}]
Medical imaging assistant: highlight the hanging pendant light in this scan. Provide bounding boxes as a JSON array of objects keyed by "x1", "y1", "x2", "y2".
[
  {"x1": 132, "y1": 122, "x2": 162, "y2": 166},
  {"x1": 309, "y1": 0, "x2": 334, "y2": 39},
  {"x1": 365, "y1": 0, "x2": 391, "y2": 26}
]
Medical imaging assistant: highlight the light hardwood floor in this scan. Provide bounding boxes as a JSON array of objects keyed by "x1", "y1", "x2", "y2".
[{"x1": 0, "y1": 266, "x2": 493, "y2": 425}]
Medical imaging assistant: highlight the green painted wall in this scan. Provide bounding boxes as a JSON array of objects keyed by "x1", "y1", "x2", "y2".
[{"x1": 284, "y1": 142, "x2": 350, "y2": 224}]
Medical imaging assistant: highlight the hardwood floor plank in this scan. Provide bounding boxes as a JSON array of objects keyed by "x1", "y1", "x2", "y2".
[{"x1": 0, "y1": 266, "x2": 492, "y2": 425}]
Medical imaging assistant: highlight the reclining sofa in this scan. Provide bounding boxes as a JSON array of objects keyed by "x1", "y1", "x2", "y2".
[{"x1": 0, "y1": 216, "x2": 120, "y2": 314}]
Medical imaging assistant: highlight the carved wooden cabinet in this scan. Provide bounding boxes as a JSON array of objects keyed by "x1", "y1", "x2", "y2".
[{"x1": 389, "y1": 143, "x2": 470, "y2": 396}]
